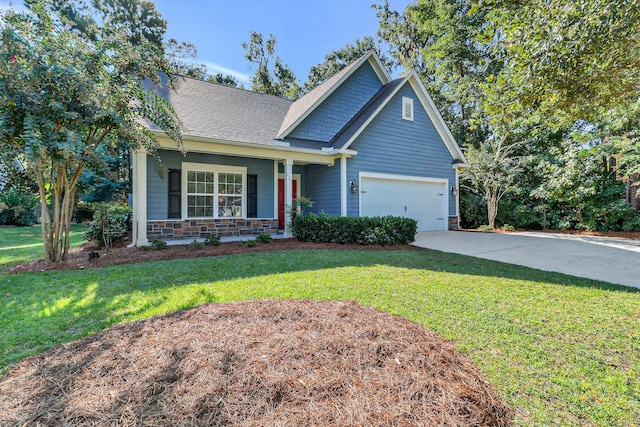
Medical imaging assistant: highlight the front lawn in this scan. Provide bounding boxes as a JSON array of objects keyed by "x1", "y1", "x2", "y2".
[
  {"x1": 0, "y1": 235, "x2": 638, "y2": 425},
  {"x1": 0, "y1": 224, "x2": 86, "y2": 270}
]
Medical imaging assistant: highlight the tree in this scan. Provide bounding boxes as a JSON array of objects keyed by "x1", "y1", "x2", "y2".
[
  {"x1": 460, "y1": 137, "x2": 520, "y2": 228},
  {"x1": 303, "y1": 36, "x2": 390, "y2": 93},
  {"x1": 0, "y1": 4, "x2": 182, "y2": 262},
  {"x1": 242, "y1": 31, "x2": 301, "y2": 99},
  {"x1": 477, "y1": 0, "x2": 640, "y2": 126},
  {"x1": 375, "y1": 0, "x2": 495, "y2": 148},
  {"x1": 208, "y1": 73, "x2": 239, "y2": 87}
]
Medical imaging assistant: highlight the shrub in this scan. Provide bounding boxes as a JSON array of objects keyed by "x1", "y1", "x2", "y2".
[
  {"x1": 204, "y1": 234, "x2": 221, "y2": 246},
  {"x1": 291, "y1": 214, "x2": 417, "y2": 245},
  {"x1": 256, "y1": 233, "x2": 273, "y2": 243},
  {"x1": 141, "y1": 239, "x2": 167, "y2": 251},
  {"x1": 0, "y1": 188, "x2": 38, "y2": 226},
  {"x1": 83, "y1": 203, "x2": 131, "y2": 248},
  {"x1": 477, "y1": 225, "x2": 495, "y2": 231},
  {"x1": 242, "y1": 239, "x2": 257, "y2": 248},
  {"x1": 501, "y1": 224, "x2": 515, "y2": 232},
  {"x1": 185, "y1": 239, "x2": 203, "y2": 250}
]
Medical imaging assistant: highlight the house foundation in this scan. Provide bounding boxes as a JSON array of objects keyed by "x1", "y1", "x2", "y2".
[{"x1": 147, "y1": 218, "x2": 279, "y2": 241}]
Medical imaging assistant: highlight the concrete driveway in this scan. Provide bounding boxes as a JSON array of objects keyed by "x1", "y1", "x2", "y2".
[{"x1": 412, "y1": 231, "x2": 640, "y2": 289}]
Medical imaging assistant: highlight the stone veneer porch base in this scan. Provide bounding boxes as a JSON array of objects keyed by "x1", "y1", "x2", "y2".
[{"x1": 147, "y1": 218, "x2": 279, "y2": 240}]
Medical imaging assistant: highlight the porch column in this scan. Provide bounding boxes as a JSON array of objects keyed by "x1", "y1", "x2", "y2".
[
  {"x1": 340, "y1": 154, "x2": 347, "y2": 216},
  {"x1": 131, "y1": 149, "x2": 149, "y2": 247},
  {"x1": 273, "y1": 160, "x2": 279, "y2": 221},
  {"x1": 284, "y1": 158, "x2": 294, "y2": 237}
]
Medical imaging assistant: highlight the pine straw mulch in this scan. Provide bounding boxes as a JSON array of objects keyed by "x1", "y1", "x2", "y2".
[
  {"x1": 5, "y1": 238, "x2": 424, "y2": 274},
  {"x1": 0, "y1": 300, "x2": 514, "y2": 426}
]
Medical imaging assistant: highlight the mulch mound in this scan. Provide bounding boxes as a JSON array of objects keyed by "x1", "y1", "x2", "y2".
[
  {"x1": 6, "y1": 239, "x2": 423, "y2": 274},
  {"x1": 0, "y1": 300, "x2": 513, "y2": 426}
]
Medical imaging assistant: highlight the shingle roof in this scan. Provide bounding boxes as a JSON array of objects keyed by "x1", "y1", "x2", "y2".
[{"x1": 148, "y1": 75, "x2": 293, "y2": 145}]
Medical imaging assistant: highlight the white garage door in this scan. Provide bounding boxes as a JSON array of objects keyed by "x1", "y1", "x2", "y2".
[{"x1": 360, "y1": 173, "x2": 448, "y2": 231}]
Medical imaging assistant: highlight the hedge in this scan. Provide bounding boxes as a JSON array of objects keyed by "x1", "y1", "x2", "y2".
[{"x1": 291, "y1": 214, "x2": 417, "y2": 245}]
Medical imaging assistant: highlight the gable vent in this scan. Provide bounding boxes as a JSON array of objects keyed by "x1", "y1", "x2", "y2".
[{"x1": 402, "y1": 96, "x2": 414, "y2": 121}]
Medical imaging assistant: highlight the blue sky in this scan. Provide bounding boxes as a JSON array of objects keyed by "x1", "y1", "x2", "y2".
[{"x1": 1, "y1": 0, "x2": 412, "y2": 86}]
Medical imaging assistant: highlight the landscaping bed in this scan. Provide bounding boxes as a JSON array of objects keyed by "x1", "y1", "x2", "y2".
[
  {"x1": 6, "y1": 238, "x2": 422, "y2": 274},
  {"x1": 0, "y1": 299, "x2": 513, "y2": 426}
]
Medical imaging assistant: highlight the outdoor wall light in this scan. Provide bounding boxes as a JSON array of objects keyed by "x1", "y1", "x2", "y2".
[
  {"x1": 451, "y1": 186, "x2": 458, "y2": 197},
  {"x1": 350, "y1": 180, "x2": 358, "y2": 193}
]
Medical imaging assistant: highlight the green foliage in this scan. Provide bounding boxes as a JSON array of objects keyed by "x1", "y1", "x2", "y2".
[
  {"x1": 0, "y1": 3, "x2": 182, "y2": 261},
  {"x1": 255, "y1": 233, "x2": 273, "y2": 243},
  {"x1": 0, "y1": 188, "x2": 38, "y2": 226},
  {"x1": 83, "y1": 203, "x2": 131, "y2": 248},
  {"x1": 375, "y1": 0, "x2": 495, "y2": 147},
  {"x1": 476, "y1": 225, "x2": 495, "y2": 231},
  {"x1": 291, "y1": 213, "x2": 417, "y2": 245},
  {"x1": 204, "y1": 233, "x2": 221, "y2": 246},
  {"x1": 303, "y1": 37, "x2": 391, "y2": 93},
  {"x1": 207, "y1": 73, "x2": 239, "y2": 87},
  {"x1": 184, "y1": 239, "x2": 203, "y2": 250},
  {"x1": 242, "y1": 31, "x2": 301, "y2": 99},
  {"x1": 241, "y1": 239, "x2": 257, "y2": 248},
  {"x1": 500, "y1": 224, "x2": 515, "y2": 232},
  {"x1": 477, "y1": 0, "x2": 640, "y2": 126},
  {"x1": 140, "y1": 239, "x2": 167, "y2": 251}
]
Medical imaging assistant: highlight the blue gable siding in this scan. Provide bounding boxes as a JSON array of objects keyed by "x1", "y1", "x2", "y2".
[
  {"x1": 147, "y1": 150, "x2": 276, "y2": 220},
  {"x1": 347, "y1": 83, "x2": 457, "y2": 217},
  {"x1": 303, "y1": 162, "x2": 341, "y2": 216},
  {"x1": 288, "y1": 62, "x2": 383, "y2": 142}
]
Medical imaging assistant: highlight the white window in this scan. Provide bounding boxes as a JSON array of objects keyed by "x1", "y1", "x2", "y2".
[
  {"x1": 402, "y1": 96, "x2": 414, "y2": 121},
  {"x1": 183, "y1": 163, "x2": 246, "y2": 219}
]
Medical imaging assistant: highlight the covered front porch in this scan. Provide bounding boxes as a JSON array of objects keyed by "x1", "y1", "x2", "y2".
[{"x1": 130, "y1": 136, "x2": 354, "y2": 246}]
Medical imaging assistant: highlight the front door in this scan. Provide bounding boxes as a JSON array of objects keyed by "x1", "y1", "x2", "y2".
[{"x1": 278, "y1": 178, "x2": 298, "y2": 229}]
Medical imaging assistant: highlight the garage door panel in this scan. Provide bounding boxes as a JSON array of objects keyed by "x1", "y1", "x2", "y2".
[{"x1": 360, "y1": 176, "x2": 447, "y2": 232}]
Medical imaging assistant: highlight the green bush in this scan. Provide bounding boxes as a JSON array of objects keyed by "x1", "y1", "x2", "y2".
[
  {"x1": 291, "y1": 214, "x2": 417, "y2": 245},
  {"x1": 477, "y1": 225, "x2": 495, "y2": 231},
  {"x1": 256, "y1": 233, "x2": 273, "y2": 243},
  {"x1": 241, "y1": 239, "x2": 257, "y2": 247},
  {"x1": 185, "y1": 239, "x2": 203, "y2": 250},
  {"x1": 0, "y1": 188, "x2": 38, "y2": 226},
  {"x1": 83, "y1": 203, "x2": 131, "y2": 248},
  {"x1": 141, "y1": 239, "x2": 167, "y2": 251},
  {"x1": 204, "y1": 234, "x2": 221, "y2": 246},
  {"x1": 501, "y1": 224, "x2": 515, "y2": 232}
]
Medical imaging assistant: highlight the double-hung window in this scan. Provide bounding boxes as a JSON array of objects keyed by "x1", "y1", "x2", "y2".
[{"x1": 183, "y1": 163, "x2": 246, "y2": 219}]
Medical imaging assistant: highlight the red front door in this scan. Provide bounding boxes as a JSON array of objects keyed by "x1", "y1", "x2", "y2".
[{"x1": 278, "y1": 178, "x2": 297, "y2": 229}]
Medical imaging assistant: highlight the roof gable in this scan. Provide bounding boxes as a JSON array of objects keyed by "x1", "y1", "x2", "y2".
[
  {"x1": 332, "y1": 71, "x2": 468, "y2": 166},
  {"x1": 276, "y1": 51, "x2": 391, "y2": 140}
]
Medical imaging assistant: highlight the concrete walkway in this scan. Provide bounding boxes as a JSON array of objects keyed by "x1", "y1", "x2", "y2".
[{"x1": 412, "y1": 231, "x2": 640, "y2": 289}]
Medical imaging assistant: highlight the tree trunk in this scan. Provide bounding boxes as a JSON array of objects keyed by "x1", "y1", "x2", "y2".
[
  {"x1": 35, "y1": 160, "x2": 83, "y2": 262},
  {"x1": 487, "y1": 194, "x2": 498, "y2": 229}
]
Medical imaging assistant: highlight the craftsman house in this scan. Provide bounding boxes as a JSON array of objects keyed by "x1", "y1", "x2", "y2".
[{"x1": 130, "y1": 51, "x2": 468, "y2": 246}]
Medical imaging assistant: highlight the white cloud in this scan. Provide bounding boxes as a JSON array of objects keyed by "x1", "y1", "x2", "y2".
[{"x1": 203, "y1": 62, "x2": 251, "y2": 86}]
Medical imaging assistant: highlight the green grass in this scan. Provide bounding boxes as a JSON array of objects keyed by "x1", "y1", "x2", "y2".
[
  {"x1": 0, "y1": 224, "x2": 86, "y2": 270},
  {"x1": 0, "y1": 230, "x2": 638, "y2": 426}
]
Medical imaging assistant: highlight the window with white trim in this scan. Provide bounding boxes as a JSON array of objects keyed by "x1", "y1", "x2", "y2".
[
  {"x1": 402, "y1": 96, "x2": 414, "y2": 121},
  {"x1": 183, "y1": 163, "x2": 245, "y2": 218}
]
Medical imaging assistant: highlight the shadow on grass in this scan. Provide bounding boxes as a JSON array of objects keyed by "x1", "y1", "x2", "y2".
[{"x1": 0, "y1": 248, "x2": 637, "y2": 373}]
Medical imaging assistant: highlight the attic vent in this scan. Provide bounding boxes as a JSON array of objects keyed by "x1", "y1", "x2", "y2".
[{"x1": 402, "y1": 97, "x2": 414, "y2": 121}]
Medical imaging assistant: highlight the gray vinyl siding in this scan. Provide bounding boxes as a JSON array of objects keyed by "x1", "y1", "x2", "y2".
[
  {"x1": 147, "y1": 150, "x2": 276, "y2": 220},
  {"x1": 347, "y1": 84, "x2": 457, "y2": 217},
  {"x1": 288, "y1": 63, "x2": 383, "y2": 142},
  {"x1": 303, "y1": 162, "x2": 341, "y2": 216}
]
